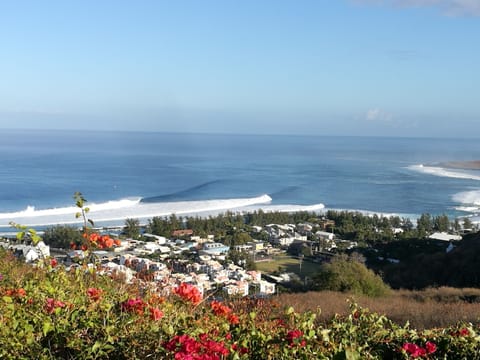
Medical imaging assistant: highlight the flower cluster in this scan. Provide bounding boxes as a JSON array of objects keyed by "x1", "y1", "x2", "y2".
[
  {"x1": 86, "y1": 287, "x2": 103, "y2": 301},
  {"x1": 3, "y1": 288, "x2": 27, "y2": 298},
  {"x1": 210, "y1": 300, "x2": 239, "y2": 325},
  {"x1": 173, "y1": 282, "x2": 202, "y2": 305},
  {"x1": 452, "y1": 327, "x2": 471, "y2": 337},
  {"x1": 45, "y1": 298, "x2": 66, "y2": 314},
  {"x1": 83, "y1": 232, "x2": 121, "y2": 249},
  {"x1": 120, "y1": 297, "x2": 163, "y2": 321},
  {"x1": 402, "y1": 341, "x2": 436, "y2": 358},
  {"x1": 286, "y1": 329, "x2": 306, "y2": 347},
  {"x1": 121, "y1": 297, "x2": 146, "y2": 315},
  {"x1": 163, "y1": 334, "x2": 229, "y2": 360}
]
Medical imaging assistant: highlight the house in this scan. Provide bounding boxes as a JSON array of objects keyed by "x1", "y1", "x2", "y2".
[
  {"x1": 315, "y1": 230, "x2": 335, "y2": 241},
  {"x1": 258, "y1": 280, "x2": 276, "y2": 295},
  {"x1": 200, "y1": 242, "x2": 230, "y2": 256}
]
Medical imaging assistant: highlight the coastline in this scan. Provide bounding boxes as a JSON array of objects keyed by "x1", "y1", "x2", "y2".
[{"x1": 438, "y1": 160, "x2": 480, "y2": 170}]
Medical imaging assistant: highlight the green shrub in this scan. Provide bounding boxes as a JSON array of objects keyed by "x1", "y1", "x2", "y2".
[{"x1": 312, "y1": 254, "x2": 390, "y2": 297}]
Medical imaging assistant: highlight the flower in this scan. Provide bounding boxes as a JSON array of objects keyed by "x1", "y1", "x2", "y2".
[
  {"x1": 45, "y1": 298, "x2": 66, "y2": 314},
  {"x1": 425, "y1": 341, "x2": 437, "y2": 354},
  {"x1": 227, "y1": 314, "x2": 239, "y2": 325},
  {"x1": 286, "y1": 329, "x2": 306, "y2": 347},
  {"x1": 150, "y1": 306, "x2": 164, "y2": 321},
  {"x1": 87, "y1": 287, "x2": 103, "y2": 301},
  {"x1": 210, "y1": 300, "x2": 232, "y2": 316},
  {"x1": 402, "y1": 343, "x2": 426, "y2": 358},
  {"x1": 50, "y1": 258, "x2": 58, "y2": 267},
  {"x1": 164, "y1": 334, "x2": 229, "y2": 360},
  {"x1": 173, "y1": 283, "x2": 202, "y2": 305},
  {"x1": 121, "y1": 297, "x2": 146, "y2": 314}
]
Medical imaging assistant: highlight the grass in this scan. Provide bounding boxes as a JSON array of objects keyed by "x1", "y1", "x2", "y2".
[
  {"x1": 255, "y1": 254, "x2": 321, "y2": 279},
  {"x1": 274, "y1": 288, "x2": 480, "y2": 329}
]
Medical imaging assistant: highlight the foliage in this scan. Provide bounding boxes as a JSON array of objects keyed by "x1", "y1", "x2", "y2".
[
  {"x1": 123, "y1": 218, "x2": 141, "y2": 239},
  {"x1": 43, "y1": 225, "x2": 85, "y2": 248},
  {"x1": 9, "y1": 222, "x2": 42, "y2": 245},
  {"x1": 380, "y1": 232, "x2": 480, "y2": 289},
  {"x1": 0, "y1": 249, "x2": 479, "y2": 359},
  {"x1": 312, "y1": 254, "x2": 391, "y2": 297}
]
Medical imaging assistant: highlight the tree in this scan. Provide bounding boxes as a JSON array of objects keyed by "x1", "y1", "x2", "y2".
[
  {"x1": 124, "y1": 218, "x2": 141, "y2": 239},
  {"x1": 417, "y1": 213, "x2": 433, "y2": 237},
  {"x1": 43, "y1": 225, "x2": 84, "y2": 248},
  {"x1": 312, "y1": 254, "x2": 390, "y2": 297},
  {"x1": 463, "y1": 217, "x2": 473, "y2": 230},
  {"x1": 434, "y1": 214, "x2": 450, "y2": 232}
]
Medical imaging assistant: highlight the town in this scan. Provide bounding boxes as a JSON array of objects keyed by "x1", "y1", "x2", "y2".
[{"x1": 1, "y1": 209, "x2": 471, "y2": 302}]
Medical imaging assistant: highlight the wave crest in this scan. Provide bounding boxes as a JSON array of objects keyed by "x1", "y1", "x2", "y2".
[{"x1": 0, "y1": 195, "x2": 272, "y2": 227}]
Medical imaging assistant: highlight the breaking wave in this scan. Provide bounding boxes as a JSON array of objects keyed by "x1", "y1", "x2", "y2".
[{"x1": 0, "y1": 195, "x2": 273, "y2": 227}]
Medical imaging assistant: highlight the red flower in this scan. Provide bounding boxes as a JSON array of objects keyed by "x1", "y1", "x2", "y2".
[
  {"x1": 286, "y1": 329, "x2": 305, "y2": 347},
  {"x1": 150, "y1": 306, "x2": 164, "y2": 321},
  {"x1": 173, "y1": 283, "x2": 202, "y2": 305},
  {"x1": 87, "y1": 287, "x2": 103, "y2": 301},
  {"x1": 210, "y1": 300, "x2": 232, "y2": 316},
  {"x1": 227, "y1": 314, "x2": 239, "y2": 325},
  {"x1": 50, "y1": 258, "x2": 58, "y2": 267},
  {"x1": 459, "y1": 328, "x2": 470, "y2": 336}
]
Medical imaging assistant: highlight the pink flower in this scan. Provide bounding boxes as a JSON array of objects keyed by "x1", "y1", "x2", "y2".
[
  {"x1": 425, "y1": 341, "x2": 437, "y2": 354},
  {"x1": 121, "y1": 297, "x2": 146, "y2": 314},
  {"x1": 45, "y1": 298, "x2": 66, "y2": 314},
  {"x1": 402, "y1": 343, "x2": 426, "y2": 358}
]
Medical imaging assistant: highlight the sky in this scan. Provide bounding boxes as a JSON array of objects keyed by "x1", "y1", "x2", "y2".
[{"x1": 0, "y1": 0, "x2": 479, "y2": 137}]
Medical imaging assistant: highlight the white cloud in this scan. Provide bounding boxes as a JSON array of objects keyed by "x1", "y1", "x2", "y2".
[
  {"x1": 353, "y1": 0, "x2": 480, "y2": 16},
  {"x1": 365, "y1": 108, "x2": 394, "y2": 122}
]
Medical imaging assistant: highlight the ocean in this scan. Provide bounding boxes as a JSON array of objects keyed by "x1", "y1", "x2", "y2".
[{"x1": 2, "y1": 129, "x2": 480, "y2": 229}]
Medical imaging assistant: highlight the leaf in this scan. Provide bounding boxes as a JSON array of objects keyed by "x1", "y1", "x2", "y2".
[
  {"x1": 43, "y1": 321, "x2": 53, "y2": 336},
  {"x1": 88, "y1": 219, "x2": 95, "y2": 226},
  {"x1": 75, "y1": 212, "x2": 81, "y2": 219},
  {"x1": 92, "y1": 341, "x2": 102, "y2": 353}
]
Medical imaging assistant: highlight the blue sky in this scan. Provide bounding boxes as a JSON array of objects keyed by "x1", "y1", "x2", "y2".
[{"x1": 0, "y1": 0, "x2": 479, "y2": 137}]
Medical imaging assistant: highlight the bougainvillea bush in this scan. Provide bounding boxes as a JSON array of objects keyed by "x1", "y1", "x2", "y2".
[{"x1": 1, "y1": 249, "x2": 480, "y2": 360}]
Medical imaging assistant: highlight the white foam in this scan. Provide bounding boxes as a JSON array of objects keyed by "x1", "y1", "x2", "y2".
[
  {"x1": 452, "y1": 190, "x2": 480, "y2": 206},
  {"x1": 0, "y1": 195, "x2": 272, "y2": 227},
  {"x1": 408, "y1": 164, "x2": 480, "y2": 181},
  {"x1": 454, "y1": 206, "x2": 480, "y2": 213},
  {"x1": 0, "y1": 197, "x2": 142, "y2": 220}
]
